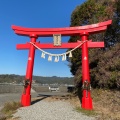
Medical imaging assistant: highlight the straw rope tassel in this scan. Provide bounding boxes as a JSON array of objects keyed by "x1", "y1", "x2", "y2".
[
  {"x1": 48, "y1": 55, "x2": 52, "y2": 61},
  {"x1": 69, "y1": 51, "x2": 72, "y2": 57},
  {"x1": 41, "y1": 52, "x2": 45, "y2": 58},
  {"x1": 54, "y1": 56, "x2": 58, "y2": 62}
]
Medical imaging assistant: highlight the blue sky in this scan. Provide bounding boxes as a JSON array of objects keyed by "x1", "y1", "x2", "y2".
[{"x1": 0, "y1": 0, "x2": 86, "y2": 77}]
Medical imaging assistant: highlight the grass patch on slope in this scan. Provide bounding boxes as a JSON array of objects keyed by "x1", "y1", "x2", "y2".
[
  {"x1": 76, "y1": 107, "x2": 97, "y2": 116},
  {"x1": 0, "y1": 101, "x2": 21, "y2": 120}
]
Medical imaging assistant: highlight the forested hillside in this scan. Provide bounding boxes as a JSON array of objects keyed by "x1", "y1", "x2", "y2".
[
  {"x1": 33, "y1": 76, "x2": 74, "y2": 84},
  {"x1": 0, "y1": 74, "x2": 74, "y2": 85},
  {"x1": 68, "y1": 0, "x2": 120, "y2": 89}
]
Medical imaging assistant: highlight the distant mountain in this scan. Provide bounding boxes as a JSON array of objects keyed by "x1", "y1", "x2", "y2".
[
  {"x1": 33, "y1": 76, "x2": 74, "y2": 85},
  {"x1": 0, "y1": 74, "x2": 74, "y2": 85}
]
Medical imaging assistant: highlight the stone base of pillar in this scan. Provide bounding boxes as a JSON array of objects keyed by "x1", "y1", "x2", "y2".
[
  {"x1": 21, "y1": 94, "x2": 31, "y2": 107},
  {"x1": 81, "y1": 97, "x2": 93, "y2": 110}
]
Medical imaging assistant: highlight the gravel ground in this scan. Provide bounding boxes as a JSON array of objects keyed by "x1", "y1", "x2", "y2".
[
  {"x1": 13, "y1": 100, "x2": 95, "y2": 120},
  {"x1": 0, "y1": 92, "x2": 96, "y2": 120}
]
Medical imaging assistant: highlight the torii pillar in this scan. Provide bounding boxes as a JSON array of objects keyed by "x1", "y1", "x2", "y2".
[
  {"x1": 21, "y1": 34, "x2": 37, "y2": 106},
  {"x1": 12, "y1": 20, "x2": 112, "y2": 109},
  {"x1": 81, "y1": 32, "x2": 92, "y2": 109}
]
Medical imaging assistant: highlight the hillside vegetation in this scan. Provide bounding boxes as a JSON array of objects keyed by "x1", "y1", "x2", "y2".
[{"x1": 68, "y1": 0, "x2": 120, "y2": 89}]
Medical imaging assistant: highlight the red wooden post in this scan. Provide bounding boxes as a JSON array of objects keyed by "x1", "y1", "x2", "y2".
[
  {"x1": 21, "y1": 34, "x2": 37, "y2": 106},
  {"x1": 81, "y1": 32, "x2": 92, "y2": 110}
]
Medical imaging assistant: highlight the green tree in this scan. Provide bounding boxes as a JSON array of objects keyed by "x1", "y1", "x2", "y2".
[
  {"x1": 104, "y1": 0, "x2": 120, "y2": 47},
  {"x1": 90, "y1": 43, "x2": 120, "y2": 89},
  {"x1": 68, "y1": 0, "x2": 120, "y2": 89},
  {"x1": 68, "y1": 0, "x2": 115, "y2": 76}
]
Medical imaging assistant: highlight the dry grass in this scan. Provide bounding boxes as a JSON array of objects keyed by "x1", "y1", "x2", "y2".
[
  {"x1": 0, "y1": 101, "x2": 21, "y2": 120},
  {"x1": 92, "y1": 89, "x2": 120, "y2": 120}
]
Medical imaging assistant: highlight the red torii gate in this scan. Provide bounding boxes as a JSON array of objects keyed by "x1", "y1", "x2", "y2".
[{"x1": 12, "y1": 20, "x2": 112, "y2": 110}]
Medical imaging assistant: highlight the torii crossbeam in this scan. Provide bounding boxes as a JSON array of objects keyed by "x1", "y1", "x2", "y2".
[{"x1": 12, "y1": 20, "x2": 112, "y2": 110}]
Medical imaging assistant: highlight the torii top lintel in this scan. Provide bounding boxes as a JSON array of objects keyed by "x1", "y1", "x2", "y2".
[{"x1": 12, "y1": 20, "x2": 112, "y2": 37}]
